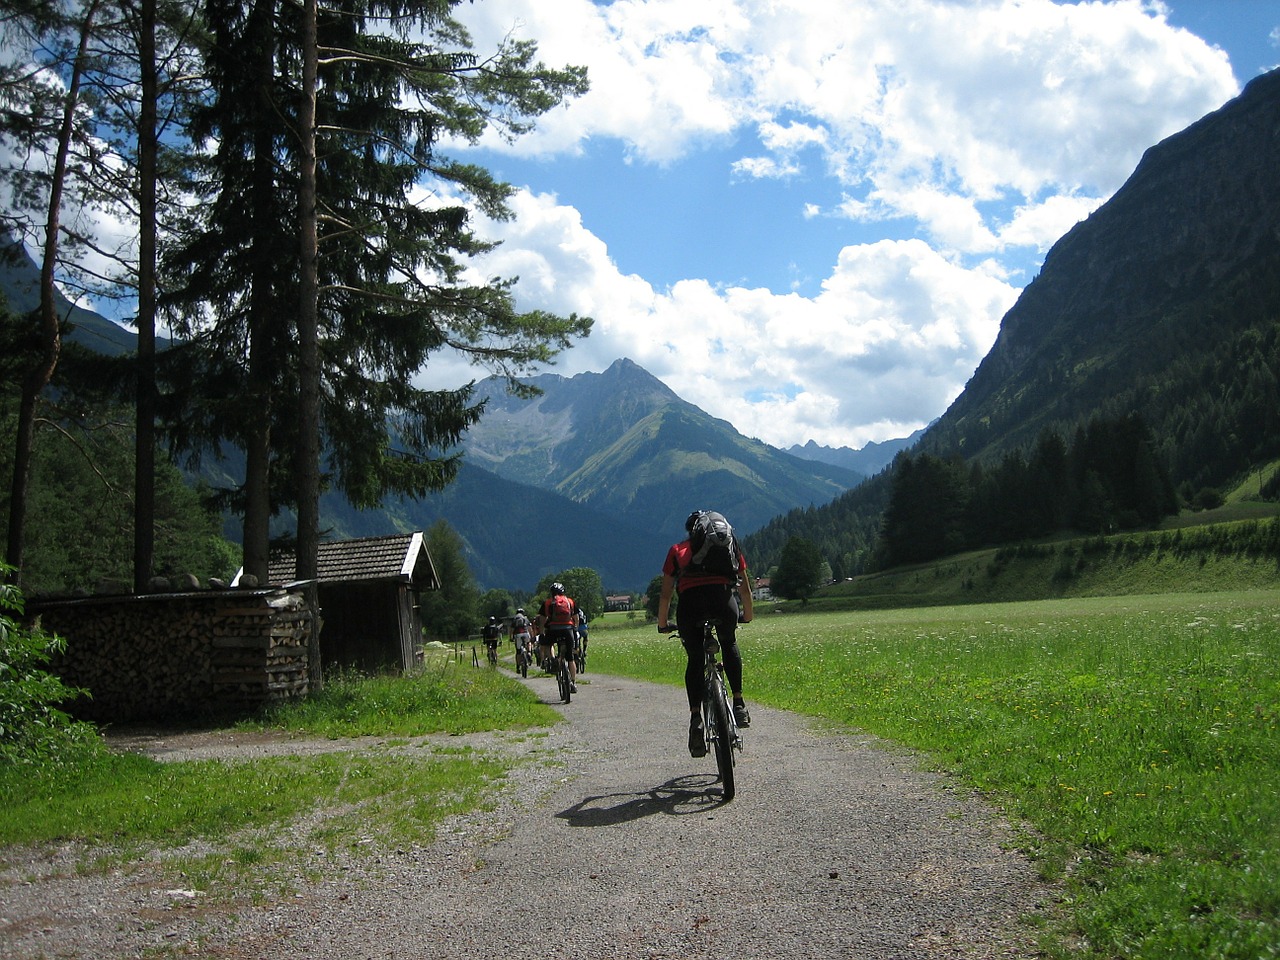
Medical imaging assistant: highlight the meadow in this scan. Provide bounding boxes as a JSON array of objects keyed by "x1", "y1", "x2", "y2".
[
  {"x1": 589, "y1": 591, "x2": 1280, "y2": 959},
  {"x1": 3, "y1": 591, "x2": 1276, "y2": 957}
]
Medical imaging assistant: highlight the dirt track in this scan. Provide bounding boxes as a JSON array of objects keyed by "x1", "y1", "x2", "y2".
[{"x1": 0, "y1": 668, "x2": 1054, "y2": 959}]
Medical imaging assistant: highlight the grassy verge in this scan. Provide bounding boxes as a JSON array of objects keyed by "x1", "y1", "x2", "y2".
[
  {"x1": 238, "y1": 656, "x2": 561, "y2": 737},
  {"x1": 589, "y1": 592, "x2": 1280, "y2": 959},
  {"x1": 0, "y1": 658, "x2": 559, "y2": 863}
]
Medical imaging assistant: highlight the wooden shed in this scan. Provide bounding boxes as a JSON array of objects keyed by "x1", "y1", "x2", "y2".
[{"x1": 238, "y1": 532, "x2": 439, "y2": 674}]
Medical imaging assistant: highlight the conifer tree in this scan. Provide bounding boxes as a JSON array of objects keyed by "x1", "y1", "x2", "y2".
[
  {"x1": 162, "y1": 0, "x2": 590, "y2": 582},
  {"x1": 771, "y1": 536, "x2": 824, "y2": 604},
  {"x1": 1, "y1": 0, "x2": 103, "y2": 581}
]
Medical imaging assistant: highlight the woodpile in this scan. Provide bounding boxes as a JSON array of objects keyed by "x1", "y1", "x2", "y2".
[{"x1": 34, "y1": 587, "x2": 314, "y2": 723}]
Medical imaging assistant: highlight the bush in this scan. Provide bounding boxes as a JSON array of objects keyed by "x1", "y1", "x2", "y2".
[
  {"x1": 1262, "y1": 470, "x2": 1280, "y2": 503},
  {"x1": 0, "y1": 568, "x2": 98, "y2": 765},
  {"x1": 1193, "y1": 486, "x2": 1226, "y2": 510}
]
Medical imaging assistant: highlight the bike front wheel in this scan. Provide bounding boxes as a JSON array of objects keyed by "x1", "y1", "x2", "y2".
[{"x1": 707, "y1": 671, "x2": 736, "y2": 800}]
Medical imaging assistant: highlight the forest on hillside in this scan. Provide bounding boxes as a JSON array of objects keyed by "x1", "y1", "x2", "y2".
[
  {"x1": 916, "y1": 248, "x2": 1280, "y2": 505},
  {"x1": 743, "y1": 395, "x2": 1279, "y2": 580},
  {"x1": 876, "y1": 414, "x2": 1178, "y2": 568}
]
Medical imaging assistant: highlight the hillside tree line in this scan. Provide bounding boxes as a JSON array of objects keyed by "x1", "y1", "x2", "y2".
[{"x1": 877, "y1": 413, "x2": 1178, "y2": 568}]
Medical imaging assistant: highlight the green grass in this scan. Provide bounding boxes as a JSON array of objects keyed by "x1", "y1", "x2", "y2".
[
  {"x1": 239, "y1": 656, "x2": 562, "y2": 737},
  {"x1": 0, "y1": 748, "x2": 506, "y2": 850},
  {"x1": 8, "y1": 598, "x2": 1278, "y2": 956},
  {"x1": 0, "y1": 659, "x2": 558, "y2": 868},
  {"x1": 589, "y1": 592, "x2": 1280, "y2": 959}
]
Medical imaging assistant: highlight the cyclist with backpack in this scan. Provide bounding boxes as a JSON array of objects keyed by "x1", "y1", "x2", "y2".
[
  {"x1": 482, "y1": 616, "x2": 502, "y2": 666},
  {"x1": 537, "y1": 582, "x2": 580, "y2": 694},
  {"x1": 511, "y1": 607, "x2": 533, "y2": 676},
  {"x1": 656, "y1": 510, "x2": 754, "y2": 757}
]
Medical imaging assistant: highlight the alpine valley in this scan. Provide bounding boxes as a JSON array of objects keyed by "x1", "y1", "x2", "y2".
[
  {"x1": 1, "y1": 235, "x2": 897, "y2": 589},
  {"x1": 6, "y1": 68, "x2": 1280, "y2": 594},
  {"x1": 293, "y1": 358, "x2": 902, "y2": 590}
]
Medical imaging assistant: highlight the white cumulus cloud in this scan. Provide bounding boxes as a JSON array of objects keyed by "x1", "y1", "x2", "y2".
[{"x1": 445, "y1": 0, "x2": 1243, "y2": 450}]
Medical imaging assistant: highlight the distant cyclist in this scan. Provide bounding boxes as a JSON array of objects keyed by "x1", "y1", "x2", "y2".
[
  {"x1": 482, "y1": 616, "x2": 502, "y2": 665},
  {"x1": 576, "y1": 608, "x2": 589, "y2": 669},
  {"x1": 537, "y1": 583, "x2": 579, "y2": 693},
  {"x1": 657, "y1": 510, "x2": 754, "y2": 757},
  {"x1": 511, "y1": 607, "x2": 533, "y2": 668}
]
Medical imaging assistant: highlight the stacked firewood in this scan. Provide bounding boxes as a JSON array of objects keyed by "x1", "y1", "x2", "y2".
[
  {"x1": 209, "y1": 591, "x2": 312, "y2": 710},
  {"x1": 37, "y1": 588, "x2": 314, "y2": 722}
]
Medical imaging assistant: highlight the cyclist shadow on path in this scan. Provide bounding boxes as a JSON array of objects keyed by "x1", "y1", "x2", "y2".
[{"x1": 556, "y1": 774, "x2": 728, "y2": 827}]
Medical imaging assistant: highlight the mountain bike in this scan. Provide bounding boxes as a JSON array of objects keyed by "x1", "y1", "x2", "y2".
[
  {"x1": 514, "y1": 635, "x2": 531, "y2": 678},
  {"x1": 552, "y1": 648, "x2": 572, "y2": 703},
  {"x1": 541, "y1": 632, "x2": 574, "y2": 703},
  {"x1": 574, "y1": 630, "x2": 587, "y2": 675},
  {"x1": 660, "y1": 621, "x2": 743, "y2": 799}
]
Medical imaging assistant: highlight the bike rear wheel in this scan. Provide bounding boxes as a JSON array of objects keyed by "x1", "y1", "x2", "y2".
[
  {"x1": 557, "y1": 659, "x2": 572, "y2": 703},
  {"x1": 707, "y1": 670, "x2": 736, "y2": 799}
]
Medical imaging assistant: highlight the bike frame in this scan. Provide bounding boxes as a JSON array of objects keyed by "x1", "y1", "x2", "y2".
[
  {"x1": 514, "y1": 636, "x2": 531, "y2": 677},
  {"x1": 661, "y1": 621, "x2": 743, "y2": 799},
  {"x1": 542, "y1": 629, "x2": 574, "y2": 703}
]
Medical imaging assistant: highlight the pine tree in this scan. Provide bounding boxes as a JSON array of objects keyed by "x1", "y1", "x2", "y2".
[
  {"x1": 161, "y1": 0, "x2": 590, "y2": 582},
  {"x1": 771, "y1": 536, "x2": 825, "y2": 604}
]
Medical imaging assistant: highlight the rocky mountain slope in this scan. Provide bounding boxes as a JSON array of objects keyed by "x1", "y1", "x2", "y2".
[
  {"x1": 744, "y1": 68, "x2": 1280, "y2": 574},
  {"x1": 922, "y1": 68, "x2": 1280, "y2": 481},
  {"x1": 463, "y1": 358, "x2": 862, "y2": 539}
]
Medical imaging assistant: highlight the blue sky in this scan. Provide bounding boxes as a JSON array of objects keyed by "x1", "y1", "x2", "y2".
[{"x1": 430, "y1": 0, "x2": 1280, "y2": 451}]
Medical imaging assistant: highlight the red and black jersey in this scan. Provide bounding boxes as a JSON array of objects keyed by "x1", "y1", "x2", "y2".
[{"x1": 663, "y1": 539, "x2": 747, "y2": 593}]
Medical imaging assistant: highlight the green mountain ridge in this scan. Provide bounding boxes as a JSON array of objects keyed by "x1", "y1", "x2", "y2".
[
  {"x1": 923, "y1": 68, "x2": 1280, "y2": 482},
  {"x1": 464, "y1": 357, "x2": 863, "y2": 539},
  {"x1": 0, "y1": 235, "x2": 149, "y2": 358}
]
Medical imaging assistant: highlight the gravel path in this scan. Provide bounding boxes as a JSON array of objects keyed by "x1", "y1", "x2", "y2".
[{"x1": 1, "y1": 669, "x2": 1054, "y2": 959}]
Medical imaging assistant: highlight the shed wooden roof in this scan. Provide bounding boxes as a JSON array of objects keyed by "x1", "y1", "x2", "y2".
[{"x1": 253, "y1": 533, "x2": 439, "y2": 589}]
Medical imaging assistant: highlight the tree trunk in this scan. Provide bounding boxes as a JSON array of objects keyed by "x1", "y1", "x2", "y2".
[
  {"x1": 241, "y1": 0, "x2": 277, "y2": 584},
  {"x1": 5, "y1": 2, "x2": 101, "y2": 582},
  {"x1": 133, "y1": 0, "x2": 158, "y2": 592},
  {"x1": 296, "y1": 0, "x2": 322, "y2": 687}
]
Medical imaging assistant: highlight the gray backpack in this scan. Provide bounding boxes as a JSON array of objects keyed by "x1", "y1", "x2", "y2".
[{"x1": 686, "y1": 510, "x2": 739, "y2": 582}]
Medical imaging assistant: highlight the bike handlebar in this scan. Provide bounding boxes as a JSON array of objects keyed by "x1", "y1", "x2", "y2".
[{"x1": 657, "y1": 620, "x2": 747, "y2": 634}]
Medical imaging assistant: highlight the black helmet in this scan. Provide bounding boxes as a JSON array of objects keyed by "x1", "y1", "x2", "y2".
[
  {"x1": 685, "y1": 510, "x2": 705, "y2": 533},
  {"x1": 551, "y1": 582, "x2": 565, "y2": 595}
]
